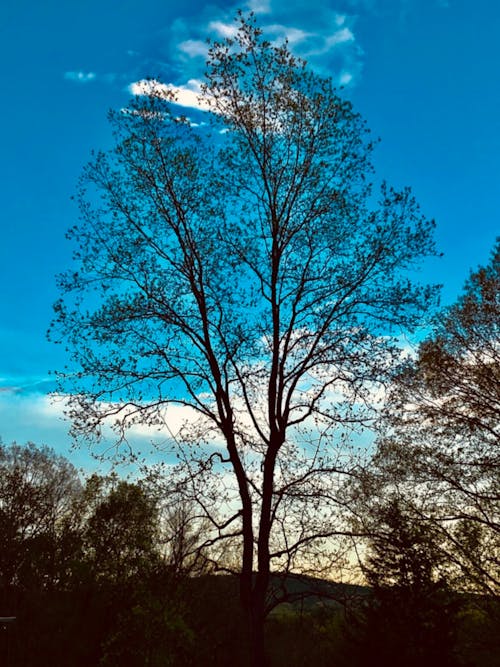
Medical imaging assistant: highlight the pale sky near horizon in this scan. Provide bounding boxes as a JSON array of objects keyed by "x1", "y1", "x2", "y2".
[{"x1": 0, "y1": 0, "x2": 498, "y2": 466}]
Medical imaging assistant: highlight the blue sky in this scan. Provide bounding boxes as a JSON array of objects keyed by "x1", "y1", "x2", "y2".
[{"x1": 0, "y1": 0, "x2": 498, "y2": 465}]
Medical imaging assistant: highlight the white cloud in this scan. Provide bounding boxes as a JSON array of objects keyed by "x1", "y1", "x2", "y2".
[
  {"x1": 265, "y1": 24, "x2": 311, "y2": 46},
  {"x1": 246, "y1": 0, "x2": 272, "y2": 14},
  {"x1": 339, "y1": 71, "x2": 353, "y2": 86},
  {"x1": 304, "y1": 26, "x2": 355, "y2": 58},
  {"x1": 155, "y1": 3, "x2": 364, "y2": 91},
  {"x1": 129, "y1": 78, "x2": 212, "y2": 112},
  {"x1": 0, "y1": 391, "x2": 182, "y2": 473},
  {"x1": 208, "y1": 20, "x2": 239, "y2": 38},
  {"x1": 119, "y1": 402, "x2": 205, "y2": 442},
  {"x1": 329, "y1": 26, "x2": 354, "y2": 46},
  {"x1": 0, "y1": 392, "x2": 78, "y2": 461},
  {"x1": 51, "y1": 393, "x2": 227, "y2": 453},
  {"x1": 179, "y1": 39, "x2": 208, "y2": 58},
  {"x1": 64, "y1": 71, "x2": 96, "y2": 83}
]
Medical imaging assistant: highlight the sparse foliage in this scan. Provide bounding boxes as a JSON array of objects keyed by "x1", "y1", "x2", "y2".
[
  {"x1": 51, "y1": 13, "x2": 438, "y2": 664},
  {"x1": 369, "y1": 240, "x2": 500, "y2": 597}
]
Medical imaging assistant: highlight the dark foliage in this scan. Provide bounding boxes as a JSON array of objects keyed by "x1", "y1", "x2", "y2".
[
  {"x1": 0, "y1": 441, "x2": 497, "y2": 665},
  {"x1": 345, "y1": 499, "x2": 464, "y2": 667}
]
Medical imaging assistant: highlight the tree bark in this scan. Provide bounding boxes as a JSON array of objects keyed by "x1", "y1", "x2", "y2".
[{"x1": 249, "y1": 591, "x2": 268, "y2": 667}]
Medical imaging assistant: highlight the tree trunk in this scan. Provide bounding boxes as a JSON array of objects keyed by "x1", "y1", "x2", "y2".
[{"x1": 249, "y1": 594, "x2": 268, "y2": 667}]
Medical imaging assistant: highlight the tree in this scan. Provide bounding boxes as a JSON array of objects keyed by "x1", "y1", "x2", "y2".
[
  {"x1": 80, "y1": 475, "x2": 195, "y2": 667},
  {"x1": 51, "y1": 14, "x2": 438, "y2": 664},
  {"x1": 0, "y1": 444, "x2": 200, "y2": 665},
  {"x1": 82, "y1": 475, "x2": 160, "y2": 584},
  {"x1": 157, "y1": 498, "x2": 213, "y2": 577},
  {"x1": 0, "y1": 442, "x2": 86, "y2": 665},
  {"x1": 348, "y1": 497, "x2": 461, "y2": 667},
  {"x1": 0, "y1": 440, "x2": 82, "y2": 592},
  {"x1": 370, "y1": 240, "x2": 500, "y2": 597}
]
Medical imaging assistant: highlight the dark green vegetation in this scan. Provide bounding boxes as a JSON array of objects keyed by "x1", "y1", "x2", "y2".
[
  {"x1": 0, "y1": 434, "x2": 498, "y2": 666},
  {"x1": 44, "y1": 11, "x2": 498, "y2": 665},
  {"x1": 0, "y1": 442, "x2": 195, "y2": 666}
]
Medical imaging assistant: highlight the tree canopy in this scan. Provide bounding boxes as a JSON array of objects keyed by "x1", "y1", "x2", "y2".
[{"x1": 364, "y1": 239, "x2": 500, "y2": 597}]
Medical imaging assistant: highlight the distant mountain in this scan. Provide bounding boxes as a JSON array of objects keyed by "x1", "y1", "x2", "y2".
[{"x1": 267, "y1": 572, "x2": 370, "y2": 612}]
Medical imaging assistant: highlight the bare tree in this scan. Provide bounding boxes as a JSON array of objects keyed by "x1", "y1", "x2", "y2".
[{"x1": 51, "y1": 14, "x2": 438, "y2": 664}]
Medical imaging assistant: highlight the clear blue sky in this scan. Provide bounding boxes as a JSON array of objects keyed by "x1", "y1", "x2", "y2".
[{"x1": 0, "y1": 0, "x2": 498, "y2": 463}]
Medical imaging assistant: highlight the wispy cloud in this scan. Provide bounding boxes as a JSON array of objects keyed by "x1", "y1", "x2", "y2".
[
  {"x1": 265, "y1": 24, "x2": 311, "y2": 46},
  {"x1": 64, "y1": 71, "x2": 96, "y2": 83},
  {"x1": 329, "y1": 26, "x2": 355, "y2": 46},
  {"x1": 339, "y1": 71, "x2": 354, "y2": 86},
  {"x1": 0, "y1": 391, "x2": 163, "y2": 472},
  {"x1": 64, "y1": 71, "x2": 119, "y2": 85},
  {"x1": 67, "y1": 1, "x2": 448, "y2": 105},
  {"x1": 0, "y1": 375, "x2": 56, "y2": 396},
  {"x1": 179, "y1": 39, "x2": 208, "y2": 58},
  {"x1": 129, "y1": 2, "x2": 364, "y2": 108},
  {"x1": 208, "y1": 20, "x2": 240, "y2": 39},
  {"x1": 246, "y1": 0, "x2": 272, "y2": 14},
  {"x1": 303, "y1": 26, "x2": 355, "y2": 57}
]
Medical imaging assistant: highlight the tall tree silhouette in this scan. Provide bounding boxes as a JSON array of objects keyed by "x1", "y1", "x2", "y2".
[{"x1": 52, "y1": 14, "x2": 438, "y2": 664}]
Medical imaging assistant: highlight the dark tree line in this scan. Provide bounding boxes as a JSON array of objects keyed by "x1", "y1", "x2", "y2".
[
  {"x1": 1, "y1": 408, "x2": 498, "y2": 666},
  {"x1": 0, "y1": 442, "x2": 199, "y2": 666}
]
